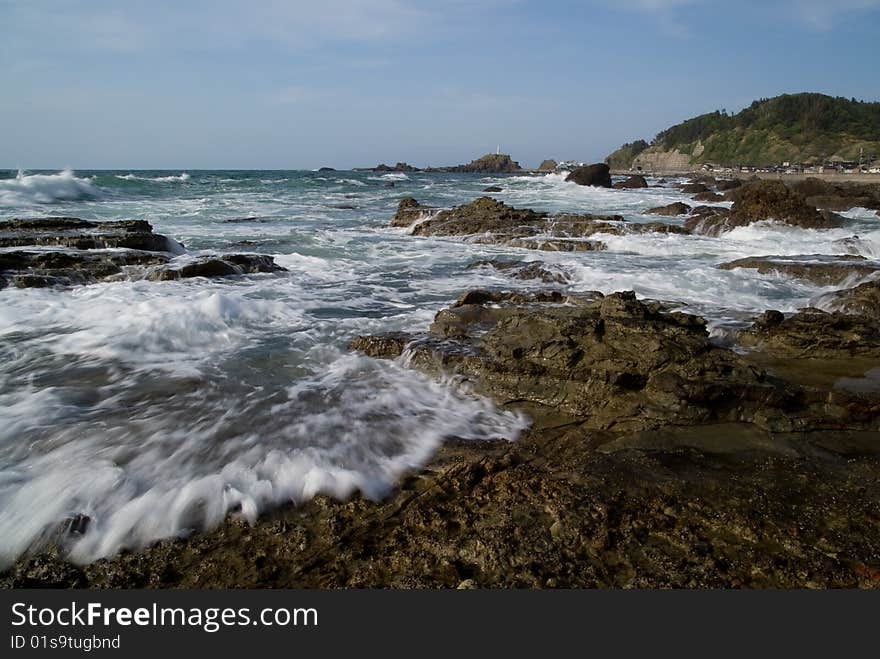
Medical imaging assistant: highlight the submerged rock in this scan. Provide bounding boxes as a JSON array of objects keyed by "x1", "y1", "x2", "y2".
[
  {"x1": 646, "y1": 202, "x2": 691, "y2": 216},
  {"x1": 613, "y1": 175, "x2": 648, "y2": 189},
  {"x1": 718, "y1": 255, "x2": 880, "y2": 286},
  {"x1": 146, "y1": 254, "x2": 285, "y2": 281},
  {"x1": 565, "y1": 163, "x2": 613, "y2": 188},
  {"x1": 467, "y1": 259, "x2": 571, "y2": 284},
  {"x1": 482, "y1": 186, "x2": 503, "y2": 192}
]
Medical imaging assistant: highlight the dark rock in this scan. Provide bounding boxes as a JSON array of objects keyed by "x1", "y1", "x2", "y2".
[
  {"x1": 613, "y1": 175, "x2": 648, "y2": 189},
  {"x1": 565, "y1": 163, "x2": 613, "y2": 188},
  {"x1": 715, "y1": 179, "x2": 744, "y2": 191},
  {"x1": 691, "y1": 191, "x2": 724, "y2": 202},
  {"x1": 646, "y1": 202, "x2": 691, "y2": 216},
  {"x1": 146, "y1": 254, "x2": 285, "y2": 281},
  {"x1": 317, "y1": 167, "x2": 336, "y2": 172},
  {"x1": 399, "y1": 290, "x2": 876, "y2": 434},
  {"x1": 717, "y1": 255, "x2": 880, "y2": 286},
  {"x1": 0, "y1": 249, "x2": 169, "y2": 289},
  {"x1": 466, "y1": 259, "x2": 571, "y2": 284},
  {"x1": 390, "y1": 197, "x2": 438, "y2": 228},
  {"x1": 681, "y1": 183, "x2": 709, "y2": 194},
  {"x1": 447, "y1": 154, "x2": 522, "y2": 174},
  {"x1": 817, "y1": 279, "x2": 880, "y2": 320},
  {"x1": 483, "y1": 186, "x2": 503, "y2": 193},
  {"x1": 394, "y1": 197, "x2": 683, "y2": 251},
  {"x1": 348, "y1": 333, "x2": 413, "y2": 359},
  {"x1": 384, "y1": 182, "x2": 396, "y2": 188},
  {"x1": 0, "y1": 218, "x2": 183, "y2": 253},
  {"x1": 686, "y1": 180, "x2": 841, "y2": 236},
  {"x1": 737, "y1": 308, "x2": 880, "y2": 359}
]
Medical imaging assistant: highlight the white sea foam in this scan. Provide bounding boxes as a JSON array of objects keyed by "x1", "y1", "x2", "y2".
[
  {"x1": 0, "y1": 351, "x2": 527, "y2": 566},
  {"x1": 115, "y1": 172, "x2": 190, "y2": 182},
  {"x1": 0, "y1": 169, "x2": 99, "y2": 206}
]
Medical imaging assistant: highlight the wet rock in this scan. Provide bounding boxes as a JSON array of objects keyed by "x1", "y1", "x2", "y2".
[
  {"x1": 818, "y1": 279, "x2": 880, "y2": 320},
  {"x1": 737, "y1": 308, "x2": 880, "y2": 359},
  {"x1": 393, "y1": 197, "x2": 681, "y2": 251},
  {"x1": 317, "y1": 167, "x2": 336, "y2": 172},
  {"x1": 538, "y1": 159, "x2": 558, "y2": 171},
  {"x1": 401, "y1": 290, "x2": 855, "y2": 434},
  {"x1": 483, "y1": 186, "x2": 503, "y2": 192},
  {"x1": 715, "y1": 178, "x2": 744, "y2": 191},
  {"x1": 685, "y1": 180, "x2": 841, "y2": 236},
  {"x1": 390, "y1": 197, "x2": 438, "y2": 228},
  {"x1": 146, "y1": 254, "x2": 285, "y2": 281},
  {"x1": 717, "y1": 255, "x2": 880, "y2": 286},
  {"x1": 613, "y1": 175, "x2": 648, "y2": 189},
  {"x1": 646, "y1": 202, "x2": 691, "y2": 216},
  {"x1": 384, "y1": 182, "x2": 396, "y2": 188},
  {"x1": 466, "y1": 259, "x2": 571, "y2": 284},
  {"x1": 348, "y1": 333, "x2": 413, "y2": 359},
  {"x1": 0, "y1": 249, "x2": 169, "y2": 289},
  {"x1": 565, "y1": 163, "x2": 613, "y2": 188},
  {"x1": 681, "y1": 183, "x2": 709, "y2": 194},
  {"x1": 0, "y1": 218, "x2": 183, "y2": 253},
  {"x1": 692, "y1": 191, "x2": 724, "y2": 202}
]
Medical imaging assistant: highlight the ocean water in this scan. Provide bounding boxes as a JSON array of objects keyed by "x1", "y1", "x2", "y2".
[{"x1": 1, "y1": 168, "x2": 878, "y2": 567}]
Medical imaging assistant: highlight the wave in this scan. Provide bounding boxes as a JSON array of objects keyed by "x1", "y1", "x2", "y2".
[
  {"x1": 114, "y1": 172, "x2": 190, "y2": 182},
  {"x1": 0, "y1": 169, "x2": 100, "y2": 206}
]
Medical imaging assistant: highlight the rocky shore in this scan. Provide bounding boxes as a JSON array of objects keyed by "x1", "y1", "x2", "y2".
[{"x1": 4, "y1": 174, "x2": 880, "y2": 589}]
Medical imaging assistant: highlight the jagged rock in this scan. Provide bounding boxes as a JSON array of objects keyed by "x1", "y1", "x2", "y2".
[
  {"x1": 0, "y1": 218, "x2": 183, "y2": 253},
  {"x1": 613, "y1": 175, "x2": 648, "y2": 189},
  {"x1": 646, "y1": 202, "x2": 691, "y2": 216},
  {"x1": 685, "y1": 180, "x2": 841, "y2": 236},
  {"x1": 146, "y1": 254, "x2": 285, "y2": 281},
  {"x1": 717, "y1": 255, "x2": 880, "y2": 286},
  {"x1": 390, "y1": 197, "x2": 438, "y2": 228},
  {"x1": 348, "y1": 333, "x2": 413, "y2": 358},
  {"x1": 392, "y1": 197, "x2": 683, "y2": 251},
  {"x1": 0, "y1": 249, "x2": 169, "y2": 289},
  {"x1": 392, "y1": 290, "x2": 877, "y2": 434},
  {"x1": 466, "y1": 259, "x2": 571, "y2": 284},
  {"x1": 737, "y1": 308, "x2": 880, "y2": 359},
  {"x1": 715, "y1": 178, "x2": 744, "y2": 191},
  {"x1": 447, "y1": 154, "x2": 521, "y2": 173},
  {"x1": 817, "y1": 279, "x2": 880, "y2": 320},
  {"x1": 565, "y1": 163, "x2": 613, "y2": 188},
  {"x1": 692, "y1": 191, "x2": 724, "y2": 202},
  {"x1": 538, "y1": 159, "x2": 558, "y2": 171}
]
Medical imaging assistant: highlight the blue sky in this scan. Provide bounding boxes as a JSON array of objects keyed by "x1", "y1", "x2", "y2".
[{"x1": 1, "y1": 0, "x2": 878, "y2": 169}]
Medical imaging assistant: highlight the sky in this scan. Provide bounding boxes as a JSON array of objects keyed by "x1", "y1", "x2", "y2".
[{"x1": 1, "y1": 0, "x2": 878, "y2": 169}]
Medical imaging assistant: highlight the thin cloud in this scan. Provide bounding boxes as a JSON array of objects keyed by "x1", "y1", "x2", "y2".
[{"x1": 793, "y1": 0, "x2": 880, "y2": 30}]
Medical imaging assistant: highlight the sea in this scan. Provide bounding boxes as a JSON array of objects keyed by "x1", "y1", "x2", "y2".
[{"x1": 1, "y1": 167, "x2": 878, "y2": 567}]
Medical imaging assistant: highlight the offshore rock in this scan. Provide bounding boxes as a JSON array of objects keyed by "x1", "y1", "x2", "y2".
[
  {"x1": 565, "y1": 163, "x2": 613, "y2": 188},
  {"x1": 685, "y1": 180, "x2": 841, "y2": 236},
  {"x1": 613, "y1": 175, "x2": 648, "y2": 189},
  {"x1": 646, "y1": 202, "x2": 691, "y2": 216},
  {"x1": 146, "y1": 254, "x2": 285, "y2": 281},
  {"x1": 717, "y1": 255, "x2": 880, "y2": 286}
]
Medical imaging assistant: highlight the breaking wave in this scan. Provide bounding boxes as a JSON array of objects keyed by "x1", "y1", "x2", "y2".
[{"x1": 0, "y1": 169, "x2": 100, "y2": 206}]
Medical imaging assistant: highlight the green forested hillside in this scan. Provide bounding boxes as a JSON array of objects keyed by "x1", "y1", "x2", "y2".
[{"x1": 606, "y1": 93, "x2": 880, "y2": 167}]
